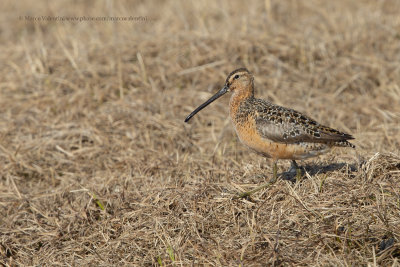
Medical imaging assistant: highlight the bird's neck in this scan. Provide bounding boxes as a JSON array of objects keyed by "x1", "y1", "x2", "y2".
[{"x1": 229, "y1": 87, "x2": 254, "y2": 119}]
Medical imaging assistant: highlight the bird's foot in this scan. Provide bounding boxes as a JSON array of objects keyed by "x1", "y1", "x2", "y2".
[
  {"x1": 233, "y1": 177, "x2": 278, "y2": 199},
  {"x1": 233, "y1": 161, "x2": 279, "y2": 199},
  {"x1": 282, "y1": 160, "x2": 304, "y2": 181}
]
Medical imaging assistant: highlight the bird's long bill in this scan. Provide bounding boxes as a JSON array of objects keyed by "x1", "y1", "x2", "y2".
[{"x1": 184, "y1": 86, "x2": 228, "y2": 123}]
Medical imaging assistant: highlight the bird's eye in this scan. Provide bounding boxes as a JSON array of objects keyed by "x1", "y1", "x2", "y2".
[{"x1": 234, "y1": 74, "x2": 240, "y2": 80}]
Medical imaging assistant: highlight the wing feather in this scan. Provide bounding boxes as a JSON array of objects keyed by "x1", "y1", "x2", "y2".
[{"x1": 254, "y1": 104, "x2": 354, "y2": 144}]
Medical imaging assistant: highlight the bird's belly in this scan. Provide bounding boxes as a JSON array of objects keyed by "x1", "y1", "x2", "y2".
[{"x1": 232, "y1": 119, "x2": 330, "y2": 160}]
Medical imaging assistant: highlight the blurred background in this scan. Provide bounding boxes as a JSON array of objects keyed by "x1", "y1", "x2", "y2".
[{"x1": 1, "y1": 0, "x2": 400, "y2": 265}]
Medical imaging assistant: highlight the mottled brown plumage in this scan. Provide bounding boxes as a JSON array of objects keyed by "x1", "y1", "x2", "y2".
[{"x1": 185, "y1": 68, "x2": 354, "y2": 175}]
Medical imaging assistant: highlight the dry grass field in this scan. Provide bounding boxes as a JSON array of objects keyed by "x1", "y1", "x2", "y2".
[{"x1": 1, "y1": 0, "x2": 400, "y2": 266}]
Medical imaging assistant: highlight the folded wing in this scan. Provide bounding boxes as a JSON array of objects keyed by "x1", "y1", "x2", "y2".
[{"x1": 255, "y1": 105, "x2": 354, "y2": 146}]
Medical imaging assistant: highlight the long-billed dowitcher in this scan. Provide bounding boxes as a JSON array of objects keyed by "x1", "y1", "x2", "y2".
[{"x1": 185, "y1": 68, "x2": 354, "y2": 191}]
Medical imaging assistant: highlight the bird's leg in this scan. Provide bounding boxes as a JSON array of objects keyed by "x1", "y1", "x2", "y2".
[
  {"x1": 288, "y1": 160, "x2": 298, "y2": 173},
  {"x1": 234, "y1": 159, "x2": 278, "y2": 199},
  {"x1": 288, "y1": 160, "x2": 302, "y2": 180},
  {"x1": 272, "y1": 160, "x2": 278, "y2": 182}
]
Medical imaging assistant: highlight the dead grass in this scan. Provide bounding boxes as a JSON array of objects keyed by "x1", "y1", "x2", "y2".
[{"x1": 1, "y1": 0, "x2": 400, "y2": 266}]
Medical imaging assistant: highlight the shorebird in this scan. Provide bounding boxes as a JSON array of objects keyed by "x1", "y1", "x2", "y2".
[{"x1": 185, "y1": 68, "x2": 354, "y2": 192}]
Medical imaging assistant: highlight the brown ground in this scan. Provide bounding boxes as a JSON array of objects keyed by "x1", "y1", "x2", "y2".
[{"x1": 1, "y1": 0, "x2": 400, "y2": 266}]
